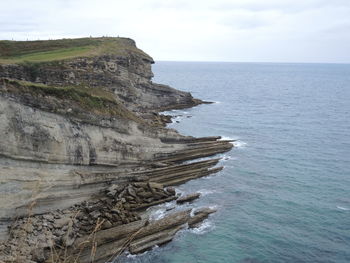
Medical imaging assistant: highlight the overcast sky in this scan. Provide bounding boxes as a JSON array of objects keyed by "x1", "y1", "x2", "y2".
[{"x1": 1, "y1": 0, "x2": 350, "y2": 63}]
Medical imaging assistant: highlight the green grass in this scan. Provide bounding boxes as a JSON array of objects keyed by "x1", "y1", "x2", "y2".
[
  {"x1": 0, "y1": 46, "x2": 93, "y2": 63},
  {"x1": 2, "y1": 78, "x2": 143, "y2": 123},
  {"x1": 0, "y1": 37, "x2": 152, "y2": 64}
]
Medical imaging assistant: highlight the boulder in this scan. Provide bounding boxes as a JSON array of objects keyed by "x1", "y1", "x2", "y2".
[{"x1": 53, "y1": 217, "x2": 72, "y2": 229}]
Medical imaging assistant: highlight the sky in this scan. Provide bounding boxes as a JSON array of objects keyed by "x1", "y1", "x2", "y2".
[{"x1": 1, "y1": 0, "x2": 350, "y2": 63}]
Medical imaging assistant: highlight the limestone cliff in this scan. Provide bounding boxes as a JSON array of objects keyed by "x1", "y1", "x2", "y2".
[{"x1": 0, "y1": 37, "x2": 232, "y2": 263}]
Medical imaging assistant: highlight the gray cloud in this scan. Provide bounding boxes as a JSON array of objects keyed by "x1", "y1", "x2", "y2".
[
  {"x1": 209, "y1": 0, "x2": 350, "y2": 13},
  {"x1": 0, "y1": 0, "x2": 350, "y2": 63}
]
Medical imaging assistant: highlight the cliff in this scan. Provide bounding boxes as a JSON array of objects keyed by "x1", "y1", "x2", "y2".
[{"x1": 0, "y1": 37, "x2": 232, "y2": 263}]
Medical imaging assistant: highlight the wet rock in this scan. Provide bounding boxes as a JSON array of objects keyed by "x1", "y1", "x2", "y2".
[
  {"x1": 193, "y1": 207, "x2": 217, "y2": 215},
  {"x1": 176, "y1": 193, "x2": 201, "y2": 204},
  {"x1": 165, "y1": 187, "x2": 176, "y2": 195},
  {"x1": 0, "y1": 37, "x2": 234, "y2": 261},
  {"x1": 166, "y1": 206, "x2": 176, "y2": 211},
  {"x1": 188, "y1": 207, "x2": 217, "y2": 228}
]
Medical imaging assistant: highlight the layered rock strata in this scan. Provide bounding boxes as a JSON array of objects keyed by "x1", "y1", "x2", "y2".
[{"x1": 0, "y1": 37, "x2": 233, "y2": 263}]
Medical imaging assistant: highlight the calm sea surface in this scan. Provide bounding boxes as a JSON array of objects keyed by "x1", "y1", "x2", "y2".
[{"x1": 120, "y1": 62, "x2": 350, "y2": 263}]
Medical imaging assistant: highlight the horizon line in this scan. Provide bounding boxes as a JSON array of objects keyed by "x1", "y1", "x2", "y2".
[{"x1": 154, "y1": 60, "x2": 350, "y2": 65}]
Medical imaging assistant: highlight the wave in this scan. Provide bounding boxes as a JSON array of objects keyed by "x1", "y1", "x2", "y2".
[
  {"x1": 125, "y1": 247, "x2": 154, "y2": 259},
  {"x1": 221, "y1": 155, "x2": 235, "y2": 161},
  {"x1": 220, "y1": 136, "x2": 247, "y2": 148},
  {"x1": 337, "y1": 206, "x2": 349, "y2": 211},
  {"x1": 189, "y1": 220, "x2": 215, "y2": 235},
  {"x1": 201, "y1": 173, "x2": 223, "y2": 180},
  {"x1": 125, "y1": 251, "x2": 137, "y2": 259},
  {"x1": 219, "y1": 136, "x2": 247, "y2": 148},
  {"x1": 175, "y1": 189, "x2": 215, "y2": 198},
  {"x1": 148, "y1": 200, "x2": 179, "y2": 221},
  {"x1": 197, "y1": 189, "x2": 217, "y2": 196},
  {"x1": 184, "y1": 156, "x2": 213, "y2": 164},
  {"x1": 219, "y1": 136, "x2": 236, "y2": 141},
  {"x1": 233, "y1": 140, "x2": 247, "y2": 148}
]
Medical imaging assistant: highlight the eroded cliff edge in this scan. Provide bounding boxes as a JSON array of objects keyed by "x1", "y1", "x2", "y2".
[{"x1": 0, "y1": 37, "x2": 232, "y2": 263}]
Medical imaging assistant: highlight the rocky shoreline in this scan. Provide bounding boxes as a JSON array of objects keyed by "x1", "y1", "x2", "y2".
[{"x1": 0, "y1": 37, "x2": 233, "y2": 263}]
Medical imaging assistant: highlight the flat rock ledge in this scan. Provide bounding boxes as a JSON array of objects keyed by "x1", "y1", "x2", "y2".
[
  {"x1": 0, "y1": 38, "x2": 234, "y2": 263},
  {"x1": 0, "y1": 184, "x2": 216, "y2": 263},
  {"x1": 0, "y1": 155, "x2": 228, "y2": 263}
]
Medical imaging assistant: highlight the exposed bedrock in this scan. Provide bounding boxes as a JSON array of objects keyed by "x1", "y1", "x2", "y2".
[
  {"x1": 1, "y1": 181, "x2": 218, "y2": 263},
  {"x1": 177, "y1": 192, "x2": 201, "y2": 204},
  {"x1": 0, "y1": 53, "x2": 202, "y2": 114},
  {"x1": 0, "y1": 37, "x2": 233, "y2": 262}
]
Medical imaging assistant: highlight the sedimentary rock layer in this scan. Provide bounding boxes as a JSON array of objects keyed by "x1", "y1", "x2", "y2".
[{"x1": 0, "y1": 37, "x2": 233, "y2": 263}]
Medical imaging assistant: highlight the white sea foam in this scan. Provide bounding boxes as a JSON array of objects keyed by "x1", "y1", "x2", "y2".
[
  {"x1": 201, "y1": 173, "x2": 223, "y2": 180},
  {"x1": 221, "y1": 154, "x2": 235, "y2": 161},
  {"x1": 125, "y1": 248, "x2": 152, "y2": 258},
  {"x1": 149, "y1": 208, "x2": 167, "y2": 221},
  {"x1": 125, "y1": 251, "x2": 137, "y2": 258},
  {"x1": 163, "y1": 201, "x2": 176, "y2": 209},
  {"x1": 189, "y1": 220, "x2": 215, "y2": 235},
  {"x1": 337, "y1": 206, "x2": 349, "y2": 211},
  {"x1": 219, "y1": 136, "x2": 247, "y2": 148},
  {"x1": 197, "y1": 189, "x2": 216, "y2": 196},
  {"x1": 175, "y1": 188, "x2": 184, "y2": 195},
  {"x1": 208, "y1": 205, "x2": 219, "y2": 210},
  {"x1": 233, "y1": 140, "x2": 247, "y2": 148},
  {"x1": 184, "y1": 157, "x2": 213, "y2": 164},
  {"x1": 148, "y1": 197, "x2": 181, "y2": 220},
  {"x1": 219, "y1": 136, "x2": 236, "y2": 141},
  {"x1": 191, "y1": 205, "x2": 218, "y2": 216},
  {"x1": 171, "y1": 116, "x2": 183, "y2": 123}
]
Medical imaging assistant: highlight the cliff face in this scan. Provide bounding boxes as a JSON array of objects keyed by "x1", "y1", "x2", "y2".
[
  {"x1": 0, "y1": 38, "x2": 200, "y2": 113},
  {"x1": 0, "y1": 38, "x2": 232, "y2": 263}
]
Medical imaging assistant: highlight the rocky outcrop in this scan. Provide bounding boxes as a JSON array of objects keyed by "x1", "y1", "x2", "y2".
[
  {"x1": 1, "y1": 180, "x2": 219, "y2": 263},
  {"x1": 0, "y1": 40, "x2": 202, "y2": 116},
  {"x1": 0, "y1": 37, "x2": 233, "y2": 262},
  {"x1": 177, "y1": 193, "x2": 201, "y2": 204}
]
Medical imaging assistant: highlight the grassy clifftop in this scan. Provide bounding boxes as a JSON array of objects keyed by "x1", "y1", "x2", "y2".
[{"x1": 0, "y1": 37, "x2": 152, "y2": 64}]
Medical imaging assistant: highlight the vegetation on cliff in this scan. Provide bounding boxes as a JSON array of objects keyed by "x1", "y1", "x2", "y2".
[
  {"x1": 1, "y1": 78, "x2": 143, "y2": 123},
  {"x1": 0, "y1": 37, "x2": 233, "y2": 263},
  {"x1": 0, "y1": 37, "x2": 152, "y2": 64}
]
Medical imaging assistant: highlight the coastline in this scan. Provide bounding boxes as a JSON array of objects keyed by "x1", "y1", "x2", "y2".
[{"x1": 0, "y1": 37, "x2": 233, "y2": 263}]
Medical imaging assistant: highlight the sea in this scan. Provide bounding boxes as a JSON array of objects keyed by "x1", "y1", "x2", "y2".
[{"x1": 119, "y1": 62, "x2": 350, "y2": 263}]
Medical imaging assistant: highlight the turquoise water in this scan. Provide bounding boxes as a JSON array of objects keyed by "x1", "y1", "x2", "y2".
[{"x1": 122, "y1": 62, "x2": 350, "y2": 263}]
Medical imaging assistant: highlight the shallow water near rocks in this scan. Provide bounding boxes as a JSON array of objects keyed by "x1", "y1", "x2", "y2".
[{"x1": 119, "y1": 62, "x2": 350, "y2": 263}]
